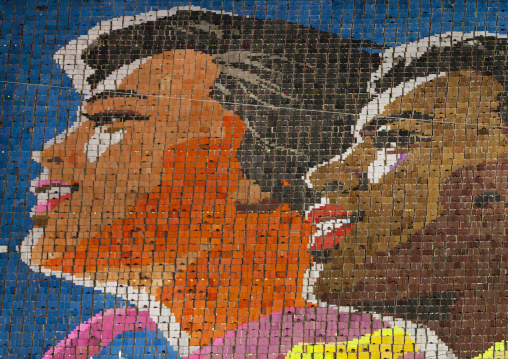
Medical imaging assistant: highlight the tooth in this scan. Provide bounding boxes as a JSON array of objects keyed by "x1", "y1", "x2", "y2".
[{"x1": 37, "y1": 185, "x2": 72, "y2": 201}]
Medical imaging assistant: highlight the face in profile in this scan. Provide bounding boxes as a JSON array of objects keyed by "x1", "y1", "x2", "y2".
[
  {"x1": 26, "y1": 48, "x2": 314, "y2": 346},
  {"x1": 310, "y1": 70, "x2": 508, "y2": 292},
  {"x1": 30, "y1": 49, "x2": 229, "y2": 270}
]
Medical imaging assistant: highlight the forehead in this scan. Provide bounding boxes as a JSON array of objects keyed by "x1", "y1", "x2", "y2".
[
  {"x1": 82, "y1": 50, "x2": 220, "y2": 120},
  {"x1": 357, "y1": 71, "x2": 501, "y2": 132},
  {"x1": 33, "y1": 49, "x2": 219, "y2": 160},
  {"x1": 31, "y1": 61, "x2": 149, "y2": 161}
]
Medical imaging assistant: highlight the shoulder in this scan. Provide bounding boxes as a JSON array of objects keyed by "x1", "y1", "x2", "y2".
[{"x1": 188, "y1": 307, "x2": 423, "y2": 359}]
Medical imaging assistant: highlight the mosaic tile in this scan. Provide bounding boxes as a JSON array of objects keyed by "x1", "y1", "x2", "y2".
[{"x1": 2, "y1": 1, "x2": 508, "y2": 359}]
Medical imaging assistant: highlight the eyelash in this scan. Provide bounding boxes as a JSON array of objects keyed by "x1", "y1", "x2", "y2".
[
  {"x1": 87, "y1": 114, "x2": 150, "y2": 128},
  {"x1": 376, "y1": 129, "x2": 413, "y2": 142},
  {"x1": 371, "y1": 129, "x2": 431, "y2": 149}
]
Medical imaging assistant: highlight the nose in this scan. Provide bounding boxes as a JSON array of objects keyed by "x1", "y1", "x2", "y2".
[
  {"x1": 312, "y1": 142, "x2": 380, "y2": 195},
  {"x1": 40, "y1": 148, "x2": 72, "y2": 168},
  {"x1": 349, "y1": 173, "x2": 370, "y2": 192},
  {"x1": 333, "y1": 172, "x2": 369, "y2": 195},
  {"x1": 327, "y1": 173, "x2": 368, "y2": 196},
  {"x1": 36, "y1": 121, "x2": 98, "y2": 168},
  {"x1": 44, "y1": 156, "x2": 64, "y2": 164}
]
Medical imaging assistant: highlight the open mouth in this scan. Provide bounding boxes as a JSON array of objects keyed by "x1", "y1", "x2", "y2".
[
  {"x1": 306, "y1": 204, "x2": 364, "y2": 255},
  {"x1": 32, "y1": 180, "x2": 79, "y2": 215}
]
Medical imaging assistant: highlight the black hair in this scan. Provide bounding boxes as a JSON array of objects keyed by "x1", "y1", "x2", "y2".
[
  {"x1": 373, "y1": 36, "x2": 508, "y2": 126},
  {"x1": 83, "y1": 10, "x2": 382, "y2": 212}
]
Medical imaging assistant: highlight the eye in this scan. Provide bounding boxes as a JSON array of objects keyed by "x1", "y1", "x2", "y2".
[
  {"x1": 87, "y1": 113, "x2": 150, "y2": 128},
  {"x1": 372, "y1": 127, "x2": 415, "y2": 149},
  {"x1": 362, "y1": 112, "x2": 433, "y2": 149},
  {"x1": 95, "y1": 124, "x2": 124, "y2": 134}
]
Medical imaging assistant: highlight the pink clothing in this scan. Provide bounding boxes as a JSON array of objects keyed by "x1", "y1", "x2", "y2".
[
  {"x1": 44, "y1": 306, "x2": 424, "y2": 359},
  {"x1": 43, "y1": 306, "x2": 158, "y2": 359}
]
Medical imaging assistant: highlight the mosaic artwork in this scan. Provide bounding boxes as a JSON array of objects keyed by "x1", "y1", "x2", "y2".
[{"x1": 2, "y1": 1, "x2": 508, "y2": 359}]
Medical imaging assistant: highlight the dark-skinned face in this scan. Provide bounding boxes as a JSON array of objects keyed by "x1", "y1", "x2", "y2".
[{"x1": 308, "y1": 70, "x2": 508, "y2": 293}]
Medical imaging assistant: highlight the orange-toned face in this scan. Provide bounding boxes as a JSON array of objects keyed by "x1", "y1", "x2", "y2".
[
  {"x1": 29, "y1": 49, "x2": 314, "y2": 346},
  {"x1": 309, "y1": 71, "x2": 508, "y2": 294},
  {"x1": 31, "y1": 49, "x2": 231, "y2": 268}
]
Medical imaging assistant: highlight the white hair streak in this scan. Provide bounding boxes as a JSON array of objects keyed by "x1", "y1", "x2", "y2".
[
  {"x1": 53, "y1": 6, "x2": 239, "y2": 97},
  {"x1": 368, "y1": 30, "x2": 508, "y2": 95},
  {"x1": 305, "y1": 31, "x2": 508, "y2": 190}
]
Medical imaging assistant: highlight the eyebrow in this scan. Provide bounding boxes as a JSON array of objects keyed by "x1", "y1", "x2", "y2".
[
  {"x1": 84, "y1": 111, "x2": 150, "y2": 128},
  {"x1": 362, "y1": 112, "x2": 434, "y2": 132},
  {"x1": 86, "y1": 90, "x2": 148, "y2": 104},
  {"x1": 372, "y1": 112, "x2": 434, "y2": 126},
  {"x1": 360, "y1": 112, "x2": 434, "y2": 146}
]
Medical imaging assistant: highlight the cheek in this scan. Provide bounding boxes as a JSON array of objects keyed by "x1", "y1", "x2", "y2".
[
  {"x1": 94, "y1": 130, "x2": 153, "y2": 166},
  {"x1": 404, "y1": 146, "x2": 442, "y2": 174}
]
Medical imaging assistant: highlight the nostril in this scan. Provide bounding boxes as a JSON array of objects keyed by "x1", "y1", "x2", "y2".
[
  {"x1": 47, "y1": 156, "x2": 63, "y2": 164},
  {"x1": 321, "y1": 181, "x2": 344, "y2": 192},
  {"x1": 350, "y1": 210, "x2": 366, "y2": 223},
  {"x1": 350, "y1": 174, "x2": 370, "y2": 192}
]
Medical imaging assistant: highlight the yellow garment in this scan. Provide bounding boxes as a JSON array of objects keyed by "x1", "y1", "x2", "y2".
[
  {"x1": 473, "y1": 341, "x2": 508, "y2": 359},
  {"x1": 285, "y1": 327, "x2": 417, "y2": 359},
  {"x1": 285, "y1": 327, "x2": 507, "y2": 359}
]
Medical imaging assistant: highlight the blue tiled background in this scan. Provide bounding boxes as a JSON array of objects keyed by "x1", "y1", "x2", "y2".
[{"x1": 0, "y1": 0, "x2": 507, "y2": 357}]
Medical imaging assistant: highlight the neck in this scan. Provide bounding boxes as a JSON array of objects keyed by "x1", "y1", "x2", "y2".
[
  {"x1": 157, "y1": 281, "x2": 311, "y2": 348},
  {"x1": 153, "y1": 203, "x2": 313, "y2": 348}
]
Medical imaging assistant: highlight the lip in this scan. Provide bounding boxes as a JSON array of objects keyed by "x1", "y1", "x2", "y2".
[
  {"x1": 33, "y1": 180, "x2": 78, "y2": 214},
  {"x1": 306, "y1": 204, "x2": 363, "y2": 252}
]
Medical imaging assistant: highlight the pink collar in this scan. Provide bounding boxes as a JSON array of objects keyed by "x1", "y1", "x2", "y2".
[{"x1": 43, "y1": 306, "x2": 158, "y2": 359}]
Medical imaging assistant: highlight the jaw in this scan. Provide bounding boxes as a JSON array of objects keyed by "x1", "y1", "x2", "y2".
[
  {"x1": 29, "y1": 182, "x2": 155, "y2": 268},
  {"x1": 20, "y1": 228, "x2": 199, "y2": 356},
  {"x1": 318, "y1": 154, "x2": 508, "y2": 340},
  {"x1": 318, "y1": 170, "x2": 446, "y2": 294}
]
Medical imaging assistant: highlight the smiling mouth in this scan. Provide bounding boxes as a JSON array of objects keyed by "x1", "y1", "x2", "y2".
[
  {"x1": 306, "y1": 205, "x2": 365, "y2": 261},
  {"x1": 32, "y1": 181, "x2": 80, "y2": 227}
]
